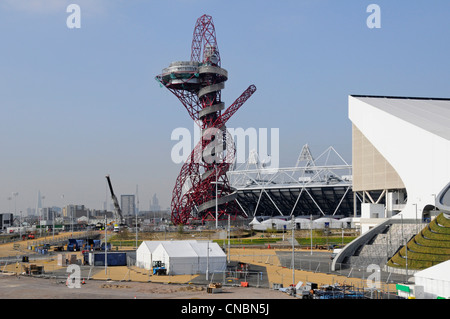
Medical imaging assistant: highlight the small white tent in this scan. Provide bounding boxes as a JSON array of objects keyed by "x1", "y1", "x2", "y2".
[
  {"x1": 313, "y1": 217, "x2": 342, "y2": 229},
  {"x1": 414, "y1": 260, "x2": 450, "y2": 299},
  {"x1": 153, "y1": 241, "x2": 199, "y2": 275},
  {"x1": 141, "y1": 240, "x2": 227, "y2": 275},
  {"x1": 253, "y1": 218, "x2": 290, "y2": 231},
  {"x1": 249, "y1": 217, "x2": 262, "y2": 226},
  {"x1": 191, "y1": 241, "x2": 227, "y2": 274},
  {"x1": 294, "y1": 217, "x2": 312, "y2": 229},
  {"x1": 136, "y1": 240, "x2": 197, "y2": 270},
  {"x1": 136, "y1": 241, "x2": 160, "y2": 270},
  {"x1": 339, "y1": 217, "x2": 358, "y2": 229}
]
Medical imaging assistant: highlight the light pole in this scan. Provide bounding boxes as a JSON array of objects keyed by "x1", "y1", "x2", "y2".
[
  {"x1": 401, "y1": 214, "x2": 408, "y2": 282},
  {"x1": 310, "y1": 214, "x2": 313, "y2": 255},
  {"x1": 20, "y1": 210, "x2": 23, "y2": 238},
  {"x1": 227, "y1": 215, "x2": 230, "y2": 263},
  {"x1": 52, "y1": 208, "x2": 55, "y2": 241},
  {"x1": 291, "y1": 216, "x2": 295, "y2": 287},
  {"x1": 413, "y1": 203, "x2": 418, "y2": 233},
  {"x1": 105, "y1": 214, "x2": 108, "y2": 276},
  {"x1": 41, "y1": 195, "x2": 45, "y2": 237},
  {"x1": 12, "y1": 192, "x2": 19, "y2": 235},
  {"x1": 206, "y1": 240, "x2": 210, "y2": 281},
  {"x1": 7, "y1": 196, "x2": 11, "y2": 214},
  {"x1": 135, "y1": 208, "x2": 138, "y2": 249},
  {"x1": 135, "y1": 185, "x2": 139, "y2": 249},
  {"x1": 432, "y1": 193, "x2": 437, "y2": 220},
  {"x1": 215, "y1": 164, "x2": 218, "y2": 230}
]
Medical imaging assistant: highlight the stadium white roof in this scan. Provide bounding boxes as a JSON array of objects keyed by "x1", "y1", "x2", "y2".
[
  {"x1": 351, "y1": 95, "x2": 450, "y2": 141},
  {"x1": 349, "y1": 95, "x2": 450, "y2": 220}
]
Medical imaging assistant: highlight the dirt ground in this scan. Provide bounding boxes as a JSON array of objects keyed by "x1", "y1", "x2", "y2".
[
  {"x1": 229, "y1": 248, "x2": 396, "y2": 290},
  {"x1": 0, "y1": 234, "x2": 396, "y2": 299},
  {"x1": 0, "y1": 231, "x2": 85, "y2": 257},
  {"x1": 0, "y1": 272, "x2": 292, "y2": 299}
]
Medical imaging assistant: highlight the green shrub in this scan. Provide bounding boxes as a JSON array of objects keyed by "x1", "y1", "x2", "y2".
[{"x1": 388, "y1": 213, "x2": 450, "y2": 270}]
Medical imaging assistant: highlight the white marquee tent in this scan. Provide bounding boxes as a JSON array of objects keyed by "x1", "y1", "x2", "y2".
[
  {"x1": 312, "y1": 217, "x2": 342, "y2": 229},
  {"x1": 136, "y1": 240, "x2": 226, "y2": 275},
  {"x1": 136, "y1": 240, "x2": 197, "y2": 270},
  {"x1": 339, "y1": 217, "x2": 358, "y2": 229},
  {"x1": 249, "y1": 217, "x2": 291, "y2": 231},
  {"x1": 294, "y1": 217, "x2": 312, "y2": 229},
  {"x1": 414, "y1": 260, "x2": 450, "y2": 299},
  {"x1": 249, "y1": 216, "x2": 351, "y2": 230},
  {"x1": 189, "y1": 241, "x2": 227, "y2": 274}
]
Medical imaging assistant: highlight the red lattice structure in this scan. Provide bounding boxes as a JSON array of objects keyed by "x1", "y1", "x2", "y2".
[{"x1": 156, "y1": 14, "x2": 256, "y2": 225}]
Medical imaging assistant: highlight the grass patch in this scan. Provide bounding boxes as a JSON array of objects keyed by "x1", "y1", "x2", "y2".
[
  {"x1": 388, "y1": 213, "x2": 450, "y2": 270},
  {"x1": 296, "y1": 236, "x2": 356, "y2": 246},
  {"x1": 213, "y1": 238, "x2": 282, "y2": 245}
]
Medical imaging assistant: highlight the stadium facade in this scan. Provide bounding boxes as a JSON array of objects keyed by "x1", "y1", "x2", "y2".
[
  {"x1": 228, "y1": 145, "x2": 357, "y2": 222},
  {"x1": 349, "y1": 95, "x2": 450, "y2": 230},
  {"x1": 331, "y1": 95, "x2": 450, "y2": 273},
  {"x1": 228, "y1": 95, "x2": 450, "y2": 228}
]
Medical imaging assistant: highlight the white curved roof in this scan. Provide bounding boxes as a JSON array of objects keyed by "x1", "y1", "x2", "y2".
[
  {"x1": 349, "y1": 95, "x2": 450, "y2": 219},
  {"x1": 352, "y1": 96, "x2": 450, "y2": 141}
]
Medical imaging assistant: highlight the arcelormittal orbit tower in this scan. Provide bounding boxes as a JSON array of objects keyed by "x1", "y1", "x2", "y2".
[{"x1": 156, "y1": 14, "x2": 256, "y2": 225}]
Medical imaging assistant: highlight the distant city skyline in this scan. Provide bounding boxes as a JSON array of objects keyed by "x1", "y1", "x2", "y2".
[
  {"x1": 1, "y1": 1, "x2": 449, "y2": 215},
  {"x1": 6, "y1": 189, "x2": 168, "y2": 217}
]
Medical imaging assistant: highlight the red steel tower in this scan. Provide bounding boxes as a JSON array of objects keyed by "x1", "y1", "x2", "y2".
[{"x1": 156, "y1": 14, "x2": 256, "y2": 225}]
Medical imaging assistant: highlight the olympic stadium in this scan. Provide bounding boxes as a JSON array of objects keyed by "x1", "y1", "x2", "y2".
[
  {"x1": 228, "y1": 145, "x2": 357, "y2": 221},
  {"x1": 156, "y1": 14, "x2": 450, "y2": 299}
]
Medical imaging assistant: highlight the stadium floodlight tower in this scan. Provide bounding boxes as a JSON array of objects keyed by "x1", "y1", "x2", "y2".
[{"x1": 156, "y1": 14, "x2": 256, "y2": 225}]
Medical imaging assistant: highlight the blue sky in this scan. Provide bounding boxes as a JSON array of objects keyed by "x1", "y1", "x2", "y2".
[{"x1": 0, "y1": 0, "x2": 449, "y2": 214}]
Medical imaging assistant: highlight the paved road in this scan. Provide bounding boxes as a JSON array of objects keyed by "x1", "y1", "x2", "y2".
[{"x1": 276, "y1": 250, "x2": 408, "y2": 284}]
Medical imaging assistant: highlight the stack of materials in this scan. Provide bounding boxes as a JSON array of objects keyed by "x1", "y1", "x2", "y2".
[{"x1": 207, "y1": 283, "x2": 222, "y2": 294}]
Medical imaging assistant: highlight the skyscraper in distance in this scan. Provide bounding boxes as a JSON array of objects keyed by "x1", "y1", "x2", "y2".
[{"x1": 121, "y1": 195, "x2": 135, "y2": 216}]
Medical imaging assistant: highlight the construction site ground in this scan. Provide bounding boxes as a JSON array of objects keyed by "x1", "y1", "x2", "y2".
[{"x1": 0, "y1": 232, "x2": 397, "y2": 299}]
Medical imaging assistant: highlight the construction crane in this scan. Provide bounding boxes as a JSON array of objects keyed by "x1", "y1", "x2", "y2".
[{"x1": 105, "y1": 174, "x2": 124, "y2": 231}]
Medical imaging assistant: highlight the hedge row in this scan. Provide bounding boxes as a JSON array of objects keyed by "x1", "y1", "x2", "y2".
[{"x1": 387, "y1": 213, "x2": 450, "y2": 270}]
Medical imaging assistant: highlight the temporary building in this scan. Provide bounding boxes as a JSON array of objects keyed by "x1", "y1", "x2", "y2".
[
  {"x1": 136, "y1": 241, "x2": 158, "y2": 270},
  {"x1": 152, "y1": 240, "x2": 226, "y2": 275},
  {"x1": 339, "y1": 217, "x2": 358, "y2": 229},
  {"x1": 251, "y1": 218, "x2": 291, "y2": 231},
  {"x1": 312, "y1": 217, "x2": 342, "y2": 229},
  {"x1": 136, "y1": 240, "x2": 197, "y2": 270},
  {"x1": 294, "y1": 217, "x2": 312, "y2": 229},
  {"x1": 136, "y1": 240, "x2": 226, "y2": 275},
  {"x1": 190, "y1": 241, "x2": 227, "y2": 274},
  {"x1": 414, "y1": 260, "x2": 450, "y2": 299},
  {"x1": 249, "y1": 217, "x2": 262, "y2": 227}
]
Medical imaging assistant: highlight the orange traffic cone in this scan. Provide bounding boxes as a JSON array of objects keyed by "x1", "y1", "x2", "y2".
[{"x1": 82, "y1": 278, "x2": 86, "y2": 285}]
